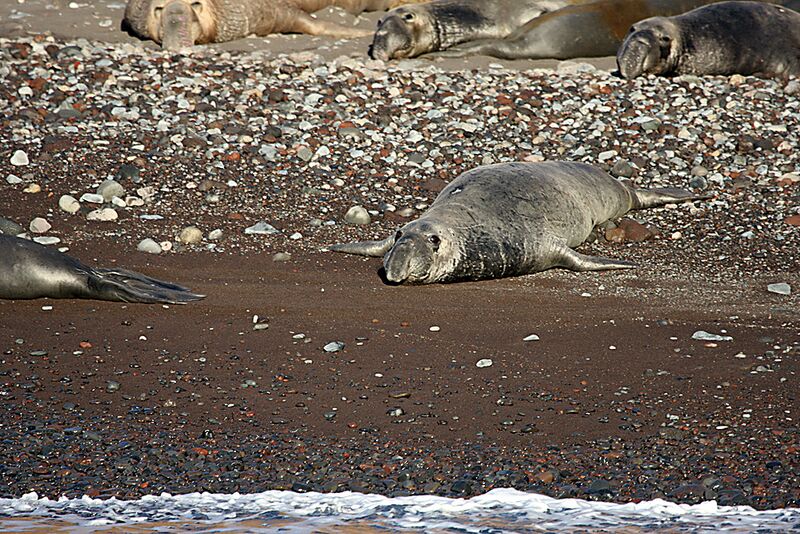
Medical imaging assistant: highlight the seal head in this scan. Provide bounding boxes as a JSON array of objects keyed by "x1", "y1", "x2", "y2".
[
  {"x1": 123, "y1": 0, "x2": 217, "y2": 50},
  {"x1": 382, "y1": 220, "x2": 454, "y2": 284},
  {"x1": 370, "y1": 7, "x2": 434, "y2": 60},
  {"x1": 617, "y1": 18, "x2": 678, "y2": 78}
]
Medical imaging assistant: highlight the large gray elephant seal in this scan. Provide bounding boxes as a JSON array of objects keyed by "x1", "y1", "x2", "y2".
[
  {"x1": 426, "y1": 0, "x2": 727, "y2": 60},
  {"x1": 617, "y1": 1, "x2": 800, "y2": 79},
  {"x1": 368, "y1": 0, "x2": 595, "y2": 60},
  {"x1": 328, "y1": 162, "x2": 704, "y2": 284},
  {"x1": 0, "y1": 234, "x2": 204, "y2": 304},
  {"x1": 123, "y1": 0, "x2": 426, "y2": 50}
]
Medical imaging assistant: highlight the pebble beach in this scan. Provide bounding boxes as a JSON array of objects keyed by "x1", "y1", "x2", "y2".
[{"x1": 0, "y1": 0, "x2": 798, "y2": 525}]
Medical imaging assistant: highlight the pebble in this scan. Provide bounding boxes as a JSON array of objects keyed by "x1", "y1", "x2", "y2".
[
  {"x1": 273, "y1": 252, "x2": 291, "y2": 262},
  {"x1": 178, "y1": 226, "x2": 203, "y2": 244},
  {"x1": 58, "y1": 195, "x2": 80, "y2": 214},
  {"x1": 692, "y1": 331, "x2": 733, "y2": 342},
  {"x1": 344, "y1": 206, "x2": 371, "y2": 225},
  {"x1": 86, "y1": 208, "x2": 118, "y2": 222},
  {"x1": 79, "y1": 193, "x2": 105, "y2": 204},
  {"x1": 523, "y1": 334, "x2": 540, "y2": 342},
  {"x1": 476, "y1": 359, "x2": 493, "y2": 368},
  {"x1": 137, "y1": 238, "x2": 161, "y2": 254},
  {"x1": 208, "y1": 229, "x2": 224, "y2": 240},
  {"x1": 23, "y1": 184, "x2": 41, "y2": 194},
  {"x1": 6, "y1": 174, "x2": 22, "y2": 185},
  {"x1": 767, "y1": 283, "x2": 791, "y2": 296},
  {"x1": 97, "y1": 179, "x2": 125, "y2": 202},
  {"x1": 245, "y1": 221, "x2": 280, "y2": 235},
  {"x1": 29, "y1": 217, "x2": 51, "y2": 234},
  {"x1": 611, "y1": 160, "x2": 634, "y2": 178},
  {"x1": 323, "y1": 341, "x2": 345, "y2": 353},
  {"x1": 10, "y1": 150, "x2": 29, "y2": 166},
  {"x1": 118, "y1": 163, "x2": 141, "y2": 183}
]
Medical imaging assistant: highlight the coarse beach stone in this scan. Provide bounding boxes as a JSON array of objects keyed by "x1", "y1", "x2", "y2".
[
  {"x1": 344, "y1": 206, "x2": 371, "y2": 225},
  {"x1": 118, "y1": 163, "x2": 141, "y2": 183},
  {"x1": 178, "y1": 226, "x2": 203, "y2": 244},
  {"x1": 611, "y1": 160, "x2": 634, "y2": 178},
  {"x1": 273, "y1": 252, "x2": 291, "y2": 262},
  {"x1": 137, "y1": 238, "x2": 161, "y2": 254},
  {"x1": 10, "y1": 150, "x2": 29, "y2": 166},
  {"x1": 208, "y1": 229, "x2": 224, "y2": 240},
  {"x1": 29, "y1": 217, "x2": 51, "y2": 233},
  {"x1": 58, "y1": 195, "x2": 80, "y2": 214},
  {"x1": 86, "y1": 208, "x2": 118, "y2": 222},
  {"x1": 767, "y1": 283, "x2": 791, "y2": 296},
  {"x1": 97, "y1": 179, "x2": 125, "y2": 202},
  {"x1": 245, "y1": 221, "x2": 280, "y2": 235},
  {"x1": 79, "y1": 193, "x2": 104, "y2": 204}
]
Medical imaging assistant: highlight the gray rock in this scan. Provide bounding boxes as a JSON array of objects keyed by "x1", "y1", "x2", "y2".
[
  {"x1": 323, "y1": 341, "x2": 345, "y2": 353},
  {"x1": 33, "y1": 236, "x2": 61, "y2": 245},
  {"x1": 0, "y1": 218, "x2": 24, "y2": 236},
  {"x1": 208, "y1": 229, "x2": 224, "y2": 240},
  {"x1": 118, "y1": 163, "x2": 141, "y2": 183},
  {"x1": 137, "y1": 238, "x2": 161, "y2": 254},
  {"x1": 344, "y1": 206, "x2": 371, "y2": 225},
  {"x1": 29, "y1": 217, "x2": 51, "y2": 234},
  {"x1": 767, "y1": 283, "x2": 791, "y2": 296},
  {"x1": 245, "y1": 221, "x2": 280, "y2": 235},
  {"x1": 86, "y1": 208, "x2": 118, "y2": 221},
  {"x1": 611, "y1": 160, "x2": 634, "y2": 178},
  {"x1": 691, "y1": 330, "x2": 733, "y2": 342},
  {"x1": 97, "y1": 179, "x2": 125, "y2": 202},
  {"x1": 273, "y1": 252, "x2": 292, "y2": 262},
  {"x1": 297, "y1": 146, "x2": 313, "y2": 162},
  {"x1": 58, "y1": 195, "x2": 80, "y2": 214}
]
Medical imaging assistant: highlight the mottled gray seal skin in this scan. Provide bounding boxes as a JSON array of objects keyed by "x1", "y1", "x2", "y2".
[
  {"x1": 0, "y1": 235, "x2": 205, "y2": 304},
  {"x1": 123, "y1": 0, "x2": 427, "y2": 50},
  {"x1": 618, "y1": 1, "x2": 800, "y2": 79},
  {"x1": 329, "y1": 162, "x2": 704, "y2": 285},
  {"x1": 429, "y1": 0, "x2": 725, "y2": 60},
  {"x1": 368, "y1": 0, "x2": 594, "y2": 61}
]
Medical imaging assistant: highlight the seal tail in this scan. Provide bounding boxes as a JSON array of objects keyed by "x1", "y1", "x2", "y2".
[
  {"x1": 327, "y1": 236, "x2": 395, "y2": 257},
  {"x1": 88, "y1": 268, "x2": 205, "y2": 304},
  {"x1": 631, "y1": 187, "x2": 709, "y2": 210}
]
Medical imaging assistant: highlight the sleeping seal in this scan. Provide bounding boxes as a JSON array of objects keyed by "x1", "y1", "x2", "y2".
[
  {"x1": 368, "y1": 0, "x2": 594, "y2": 60},
  {"x1": 617, "y1": 1, "x2": 800, "y2": 79},
  {"x1": 0, "y1": 234, "x2": 204, "y2": 304},
  {"x1": 328, "y1": 161, "x2": 704, "y2": 284},
  {"x1": 426, "y1": 0, "x2": 725, "y2": 60},
  {"x1": 123, "y1": 0, "x2": 426, "y2": 50}
]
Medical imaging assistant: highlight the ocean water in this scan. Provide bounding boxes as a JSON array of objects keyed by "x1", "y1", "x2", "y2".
[{"x1": 1, "y1": 488, "x2": 799, "y2": 533}]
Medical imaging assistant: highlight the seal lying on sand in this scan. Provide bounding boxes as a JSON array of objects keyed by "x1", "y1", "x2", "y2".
[
  {"x1": 123, "y1": 0, "x2": 426, "y2": 50},
  {"x1": 617, "y1": 1, "x2": 800, "y2": 79},
  {"x1": 0, "y1": 234, "x2": 204, "y2": 304},
  {"x1": 329, "y1": 162, "x2": 704, "y2": 285},
  {"x1": 369, "y1": 0, "x2": 594, "y2": 60},
  {"x1": 425, "y1": 0, "x2": 724, "y2": 60}
]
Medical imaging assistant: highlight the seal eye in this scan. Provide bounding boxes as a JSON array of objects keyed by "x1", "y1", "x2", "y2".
[
  {"x1": 403, "y1": 13, "x2": 415, "y2": 21},
  {"x1": 659, "y1": 35, "x2": 672, "y2": 45},
  {"x1": 428, "y1": 235, "x2": 440, "y2": 248}
]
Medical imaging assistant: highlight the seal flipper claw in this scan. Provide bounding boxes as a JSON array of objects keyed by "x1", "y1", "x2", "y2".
[
  {"x1": 555, "y1": 247, "x2": 636, "y2": 272},
  {"x1": 327, "y1": 236, "x2": 395, "y2": 257},
  {"x1": 89, "y1": 268, "x2": 205, "y2": 304}
]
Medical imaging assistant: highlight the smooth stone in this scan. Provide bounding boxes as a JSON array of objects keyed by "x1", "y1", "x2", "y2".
[
  {"x1": 23, "y1": 183, "x2": 41, "y2": 194},
  {"x1": 476, "y1": 358, "x2": 493, "y2": 368},
  {"x1": 208, "y1": 229, "x2": 223, "y2": 240},
  {"x1": 178, "y1": 226, "x2": 203, "y2": 244},
  {"x1": 80, "y1": 193, "x2": 104, "y2": 204},
  {"x1": 33, "y1": 236, "x2": 60, "y2": 245},
  {"x1": 692, "y1": 330, "x2": 733, "y2": 342},
  {"x1": 323, "y1": 341, "x2": 345, "y2": 353},
  {"x1": 273, "y1": 252, "x2": 291, "y2": 262},
  {"x1": 86, "y1": 208, "x2": 118, "y2": 221},
  {"x1": 6, "y1": 174, "x2": 22, "y2": 185},
  {"x1": 58, "y1": 195, "x2": 80, "y2": 214},
  {"x1": 245, "y1": 221, "x2": 280, "y2": 235},
  {"x1": 344, "y1": 206, "x2": 371, "y2": 225},
  {"x1": 29, "y1": 217, "x2": 51, "y2": 233},
  {"x1": 137, "y1": 238, "x2": 161, "y2": 254},
  {"x1": 523, "y1": 334, "x2": 540, "y2": 342},
  {"x1": 97, "y1": 179, "x2": 125, "y2": 202},
  {"x1": 10, "y1": 150, "x2": 29, "y2": 166},
  {"x1": 0, "y1": 218, "x2": 24, "y2": 236},
  {"x1": 767, "y1": 283, "x2": 791, "y2": 296},
  {"x1": 611, "y1": 160, "x2": 634, "y2": 178}
]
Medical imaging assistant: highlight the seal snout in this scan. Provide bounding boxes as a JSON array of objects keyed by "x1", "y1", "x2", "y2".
[
  {"x1": 369, "y1": 14, "x2": 412, "y2": 61},
  {"x1": 382, "y1": 231, "x2": 439, "y2": 285},
  {"x1": 159, "y1": 0, "x2": 198, "y2": 50}
]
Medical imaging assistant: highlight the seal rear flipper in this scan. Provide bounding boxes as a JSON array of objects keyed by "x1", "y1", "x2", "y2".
[
  {"x1": 327, "y1": 236, "x2": 395, "y2": 257},
  {"x1": 89, "y1": 268, "x2": 205, "y2": 304},
  {"x1": 554, "y1": 247, "x2": 636, "y2": 272},
  {"x1": 632, "y1": 187, "x2": 710, "y2": 209}
]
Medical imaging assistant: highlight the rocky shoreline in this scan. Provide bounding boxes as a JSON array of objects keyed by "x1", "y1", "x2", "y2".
[{"x1": 0, "y1": 36, "x2": 798, "y2": 509}]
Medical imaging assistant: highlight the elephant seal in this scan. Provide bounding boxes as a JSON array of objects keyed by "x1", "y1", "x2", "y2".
[
  {"x1": 617, "y1": 1, "x2": 800, "y2": 79},
  {"x1": 369, "y1": 0, "x2": 595, "y2": 60},
  {"x1": 123, "y1": 0, "x2": 426, "y2": 50},
  {"x1": 328, "y1": 161, "x2": 705, "y2": 284},
  {"x1": 427, "y1": 0, "x2": 728, "y2": 60},
  {"x1": 0, "y1": 234, "x2": 204, "y2": 304}
]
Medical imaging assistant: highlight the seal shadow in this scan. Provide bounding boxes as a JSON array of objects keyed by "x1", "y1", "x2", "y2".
[{"x1": 377, "y1": 266, "x2": 402, "y2": 286}]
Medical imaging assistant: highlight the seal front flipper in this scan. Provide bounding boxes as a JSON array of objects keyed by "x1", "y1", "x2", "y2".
[
  {"x1": 89, "y1": 268, "x2": 205, "y2": 304},
  {"x1": 327, "y1": 235, "x2": 395, "y2": 257},
  {"x1": 632, "y1": 187, "x2": 709, "y2": 209},
  {"x1": 553, "y1": 246, "x2": 636, "y2": 272}
]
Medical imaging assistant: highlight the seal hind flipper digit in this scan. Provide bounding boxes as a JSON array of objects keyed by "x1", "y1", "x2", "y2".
[
  {"x1": 631, "y1": 187, "x2": 708, "y2": 209},
  {"x1": 90, "y1": 268, "x2": 205, "y2": 304},
  {"x1": 327, "y1": 236, "x2": 395, "y2": 257},
  {"x1": 554, "y1": 246, "x2": 637, "y2": 272}
]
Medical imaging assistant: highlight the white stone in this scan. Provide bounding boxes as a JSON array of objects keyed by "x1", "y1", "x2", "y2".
[
  {"x1": 523, "y1": 334, "x2": 540, "y2": 342},
  {"x1": 691, "y1": 330, "x2": 733, "y2": 342},
  {"x1": 245, "y1": 221, "x2": 280, "y2": 235},
  {"x1": 80, "y1": 193, "x2": 105, "y2": 204},
  {"x1": 344, "y1": 206, "x2": 371, "y2": 225},
  {"x1": 767, "y1": 283, "x2": 791, "y2": 296},
  {"x1": 137, "y1": 238, "x2": 161, "y2": 254},
  {"x1": 10, "y1": 150, "x2": 29, "y2": 166},
  {"x1": 29, "y1": 217, "x2": 51, "y2": 233},
  {"x1": 178, "y1": 226, "x2": 203, "y2": 244},
  {"x1": 476, "y1": 359, "x2": 493, "y2": 368},
  {"x1": 86, "y1": 208, "x2": 118, "y2": 221},
  {"x1": 58, "y1": 195, "x2": 80, "y2": 214}
]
